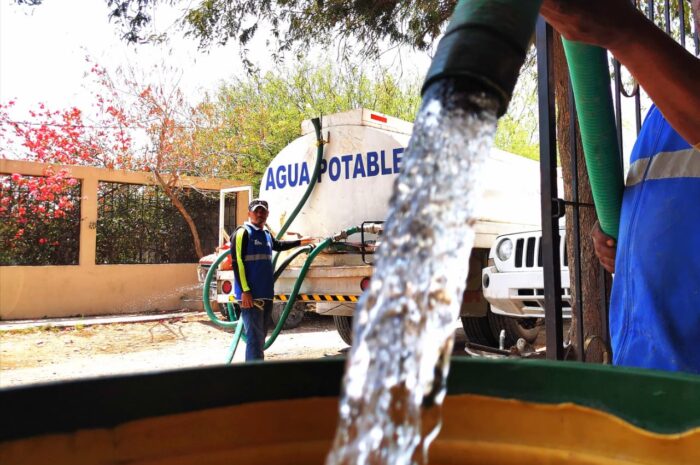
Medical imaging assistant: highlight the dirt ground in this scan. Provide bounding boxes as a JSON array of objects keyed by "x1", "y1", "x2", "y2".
[
  {"x1": 0, "y1": 311, "x2": 468, "y2": 389},
  {"x1": 0, "y1": 312, "x2": 345, "y2": 388}
]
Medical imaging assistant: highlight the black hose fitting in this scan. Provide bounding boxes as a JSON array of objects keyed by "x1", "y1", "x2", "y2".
[{"x1": 422, "y1": 0, "x2": 543, "y2": 116}]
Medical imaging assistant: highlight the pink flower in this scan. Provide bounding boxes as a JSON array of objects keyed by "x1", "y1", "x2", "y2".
[{"x1": 11, "y1": 173, "x2": 22, "y2": 182}]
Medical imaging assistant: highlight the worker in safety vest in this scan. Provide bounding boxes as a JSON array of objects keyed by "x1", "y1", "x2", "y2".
[
  {"x1": 231, "y1": 199, "x2": 315, "y2": 361},
  {"x1": 542, "y1": 0, "x2": 700, "y2": 373}
]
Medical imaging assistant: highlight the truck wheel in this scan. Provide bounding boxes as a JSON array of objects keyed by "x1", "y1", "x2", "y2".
[
  {"x1": 460, "y1": 316, "x2": 498, "y2": 346},
  {"x1": 218, "y1": 304, "x2": 230, "y2": 321},
  {"x1": 487, "y1": 311, "x2": 541, "y2": 348},
  {"x1": 219, "y1": 303, "x2": 240, "y2": 321},
  {"x1": 333, "y1": 316, "x2": 353, "y2": 346},
  {"x1": 272, "y1": 302, "x2": 305, "y2": 330}
]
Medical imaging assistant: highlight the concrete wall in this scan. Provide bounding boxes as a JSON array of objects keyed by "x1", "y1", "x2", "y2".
[{"x1": 0, "y1": 160, "x2": 250, "y2": 320}]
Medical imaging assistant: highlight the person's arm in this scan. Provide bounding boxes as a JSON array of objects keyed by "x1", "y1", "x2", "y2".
[
  {"x1": 541, "y1": 0, "x2": 700, "y2": 147},
  {"x1": 232, "y1": 228, "x2": 253, "y2": 308},
  {"x1": 272, "y1": 236, "x2": 315, "y2": 252}
]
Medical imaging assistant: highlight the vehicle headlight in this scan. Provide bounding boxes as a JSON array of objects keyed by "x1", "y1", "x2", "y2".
[{"x1": 496, "y1": 238, "x2": 513, "y2": 261}]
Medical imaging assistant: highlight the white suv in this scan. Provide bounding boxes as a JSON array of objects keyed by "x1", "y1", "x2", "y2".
[{"x1": 482, "y1": 229, "x2": 572, "y2": 319}]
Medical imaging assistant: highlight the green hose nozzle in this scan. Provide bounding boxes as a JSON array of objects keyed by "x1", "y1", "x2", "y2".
[{"x1": 422, "y1": 0, "x2": 543, "y2": 116}]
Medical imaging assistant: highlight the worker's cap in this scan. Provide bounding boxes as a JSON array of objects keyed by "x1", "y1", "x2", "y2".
[{"x1": 248, "y1": 199, "x2": 269, "y2": 212}]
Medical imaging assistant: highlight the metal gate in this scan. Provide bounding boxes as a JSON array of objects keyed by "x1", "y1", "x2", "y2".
[{"x1": 536, "y1": 1, "x2": 698, "y2": 360}]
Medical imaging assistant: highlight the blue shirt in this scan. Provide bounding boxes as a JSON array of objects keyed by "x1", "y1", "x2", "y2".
[
  {"x1": 231, "y1": 223, "x2": 302, "y2": 301},
  {"x1": 609, "y1": 105, "x2": 700, "y2": 373}
]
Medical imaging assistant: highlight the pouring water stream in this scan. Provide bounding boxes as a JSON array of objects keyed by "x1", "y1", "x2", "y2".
[{"x1": 326, "y1": 80, "x2": 500, "y2": 465}]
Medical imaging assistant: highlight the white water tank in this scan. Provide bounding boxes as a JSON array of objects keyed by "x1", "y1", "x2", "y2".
[
  {"x1": 260, "y1": 109, "x2": 412, "y2": 238},
  {"x1": 260, "y1": 108, "x2": 543, "y2": 246}
]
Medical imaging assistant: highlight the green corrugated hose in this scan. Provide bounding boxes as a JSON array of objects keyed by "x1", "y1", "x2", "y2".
[
  {"x1": 422, "y1": 0, "x2": 543, "y2": 116},
  {"x1": 264, "y1": 226, "x2": 360, "y2": 348},
  {"x1": 271, "y1": 117, "x2": 325, "y2": 270},
  {"x1": 202, "y1": 252, "x2": 242, "y2": 330},
  {"x1": 562, "y1": 40, "x2": 624, "y2": 239},
  {"x1": 273, "y1": 245, "x2": 314, "y2": 281},
  {"x1": 225, "y1": 313, "x2": 244, "y2": 364}
]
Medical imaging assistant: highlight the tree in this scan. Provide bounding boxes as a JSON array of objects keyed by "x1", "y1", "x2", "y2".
[
  {"x1": 2, "y1": 59, "x2": 450, "y2": 260},
  {"x1": 493, "y1": 49, "x2": 539, "y2": 160},
  {"x1": 195, "y1": 59, "x2": 538, "y2": 193},
  {"x1": 92, "y1": 61, "x2": 220, "y2": 259},
  {"x1": 0, "y1": 96, "x2": 130, "y2": 265},
  {"x1": 19, "y1": 1, "x2": 696, "y2": 68},
  {"x1": 1, "y1": 60, "x2": 222, "y2": 259},
  {"x1": 0, "y1": 96, "x2": 132, "y2": 229},
  {"x1": 99, "y1": 1, "x2": 457, "y2": 60}
]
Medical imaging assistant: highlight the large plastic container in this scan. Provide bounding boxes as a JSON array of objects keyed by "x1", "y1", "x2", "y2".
[{"x1": 1, "y1": 358, "x2": 698, "y2": 465}]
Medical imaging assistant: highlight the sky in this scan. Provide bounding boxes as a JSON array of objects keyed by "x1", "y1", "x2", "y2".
[
  {"x1": 0, "y1": 1, "x2": 432, "y2": 120},
  {"x1": 0, "y1": 0, "x2": 275, "y2": 116},
  {"x1": 2, "y1": 0, "x2": 691, "y2": 166}
]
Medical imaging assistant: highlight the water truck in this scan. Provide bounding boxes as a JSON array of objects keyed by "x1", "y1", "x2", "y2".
[{"x1": 200, "y1": 108, "x2": 549, "y2": 347}]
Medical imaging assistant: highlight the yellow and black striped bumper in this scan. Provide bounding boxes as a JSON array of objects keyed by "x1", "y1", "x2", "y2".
[{"x1": 275, "y1": 294, "x2": 359, "y2": 303}]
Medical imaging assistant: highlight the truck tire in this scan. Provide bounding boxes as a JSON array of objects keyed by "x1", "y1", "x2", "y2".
[
  {"x1": 487, "y1": 311, "x2": 541, "y2": 348},
  {"x1": 460, "y1": 316, "x2": 498, "y2": 346},
  {"x1": 333, "y1": 316, "x2": 353, "y2": 346},
  {"x1": 272, "y1": 302, "x2": 305, "y2": 330},
  {"x1": 218, "y1": 304, "x2": 230, "y2": 321},
  {"x1": 218, "y1": 303, "x2": 239, "y2": 321}
]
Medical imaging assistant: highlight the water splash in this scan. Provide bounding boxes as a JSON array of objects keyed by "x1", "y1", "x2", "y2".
[{"x1": 326, "y1": 81, "x2": 499, "y2": 465}]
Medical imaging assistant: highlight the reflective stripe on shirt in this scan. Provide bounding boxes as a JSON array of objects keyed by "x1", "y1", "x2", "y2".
[
  {"x1": 626, "y1": 148, "x2": 700, "y2": 186},
  {"x1": 235, "y1": 228, "x2": 250, "y2": 292}
]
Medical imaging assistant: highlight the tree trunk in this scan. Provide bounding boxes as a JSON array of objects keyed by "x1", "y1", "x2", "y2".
[
  {"x1": 153, "y1": 170, "x2": 205, "y2": 259},
  {"x1": 551, "y1": 33, "x2": 611, "y2": 363}
]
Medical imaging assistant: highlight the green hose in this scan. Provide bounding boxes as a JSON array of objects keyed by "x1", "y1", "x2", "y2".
[
  {"x1": 562, "y1": 40, "x2": 624, "y2": 238},
  {"x1": 422, "y1": 0, "x2": 543, "y2": 116},
  {"x1": 203, "y1": 226, "x2": 361, "y2": 360},
  {"x1": 264, "y1": 226, "x2": 360, "y2": 349},
  {"x1": 271, "y1": 117, "x2": 325, "y2": 270},
  {"x1": 263, "y1": 239, "x2": 332, "y2": 349},
  {"x1": 202, "y1": 252, "x2": 241, "y2": 329},
  {"x1": 225, "y1": 315, "x2": 244, "y2": 364}
]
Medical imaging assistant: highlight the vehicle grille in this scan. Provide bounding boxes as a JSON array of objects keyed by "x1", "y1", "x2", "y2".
[{"x1": 513, "y1": 234, "x2": 568, "y2": 270}]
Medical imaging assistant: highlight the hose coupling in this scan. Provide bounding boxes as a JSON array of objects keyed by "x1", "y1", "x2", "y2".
[
  {"x1": 362, "y1": 223, "x2": 384, "y2": 235},
  {"x1": 421, "y1": 0, "x2": 543, "y2": 116},
  {"x1": 332, "y1": 231, "x2": 349, "y2": 242}
]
